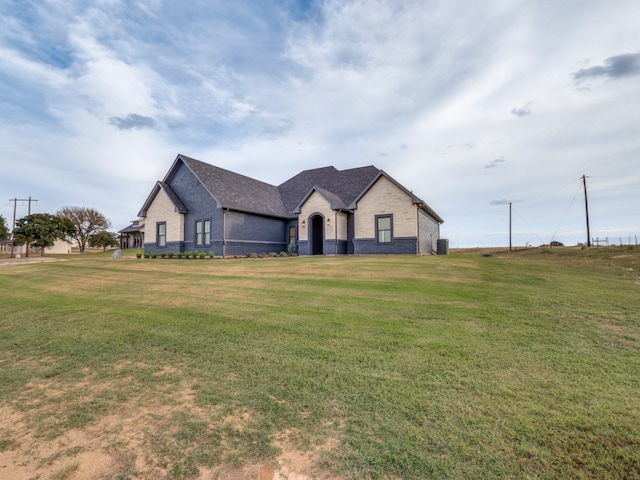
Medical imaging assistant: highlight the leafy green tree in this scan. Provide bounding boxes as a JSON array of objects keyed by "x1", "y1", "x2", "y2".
[
  {"x1": 13, "y1": 213, "x2": 75, "y2": 256},
  {"x1": 0, "y1": 215, "x2": 9, "y2": 241},
  {"x1": 89, "y1": 230, "x2": 118, "y2": 251},
  {"x1": 58, "y1": 206, "x2": 111, "y2": 253}
]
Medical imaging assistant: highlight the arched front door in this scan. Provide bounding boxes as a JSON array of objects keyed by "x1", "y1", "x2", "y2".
[{"x1": 310, "y1": 214, "x2": 324, "y2": 255}]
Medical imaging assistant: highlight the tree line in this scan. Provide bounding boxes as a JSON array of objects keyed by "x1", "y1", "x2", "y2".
[{"x1": 0, "y1": 207, "x2": 118, "y2": 256}]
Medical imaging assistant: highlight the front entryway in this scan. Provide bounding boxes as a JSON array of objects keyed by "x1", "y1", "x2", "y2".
[{"x1": 310, "y1": 214, "x2": 324, "y2": 255}]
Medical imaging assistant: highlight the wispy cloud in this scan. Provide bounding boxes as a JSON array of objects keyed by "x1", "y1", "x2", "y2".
[
  {"x1": 485, "y1": 157, "x2": 506, "y2": 169},
  {"x1": 109, "y1": 114, "x2": 157, "y2": 130},
  {"x1": 511, "y1": 102, "x2": 532, "y2": 117},
  {"x1": 573, "y1": 52, "x2": 640, "y2": 81}
]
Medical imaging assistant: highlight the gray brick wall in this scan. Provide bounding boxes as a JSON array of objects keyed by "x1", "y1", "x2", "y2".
[{"x1": 353, "y1": 237, "x2": 417, "y2": 255}]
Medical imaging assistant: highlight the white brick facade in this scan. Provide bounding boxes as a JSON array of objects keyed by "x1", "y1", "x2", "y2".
[
  {"x1": 144, "y1": 188, "x2": 184, "y2": 243},
  {"x1": 298, "y1": 191, "x2": 348, "y2": 241},
  {"x1": 355, "y1": 176, "x2": 417, "y2": 239}
]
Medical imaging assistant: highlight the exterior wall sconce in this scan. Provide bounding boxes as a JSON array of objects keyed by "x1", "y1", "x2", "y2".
[
  {"x1": 326, "y1": 218, "x2": 331, "y2": 226},
  {"x1": 301, "y1": 220, "x2": 306, "y2": 228}
]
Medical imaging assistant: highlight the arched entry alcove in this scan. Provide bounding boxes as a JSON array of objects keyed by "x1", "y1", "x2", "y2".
[{"x1": 310, "y1": 214, "x2": 324, "y2": 255}]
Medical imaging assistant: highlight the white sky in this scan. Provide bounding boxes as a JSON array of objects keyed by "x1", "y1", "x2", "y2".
[{"x1": 1, "y1": 0, "x2": 639, "y2": 247}]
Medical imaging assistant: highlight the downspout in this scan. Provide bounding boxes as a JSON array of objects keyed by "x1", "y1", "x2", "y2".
[
  {"x1": 350, "y1": 209, "x2": 356, "y2": 255},
  {"x1": 416, "y1": 204, "x2": 420, "y2": 255},
  {"x1": 334, "y1": 210, "x2": 338, "y2": 255},
  {"x1": 222, "y1": 208, "x2": 227, "y2": 257}
]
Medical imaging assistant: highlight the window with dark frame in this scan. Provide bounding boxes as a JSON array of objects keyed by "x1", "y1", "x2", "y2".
[
  {"x1": 376, "y1": 215, "x2": 392, "y2": 243},
  {"x1": 195, "y1": 221, "x2": 203, "y2": 246},
  {"x1": 288, "y1": 226, "x2": 296, "y2": 245},
  {"x1": 196, "y1": 220, "x2": 211, "y2": 246},
  {"x1": 204, "y1": 220, "x2": 211, "y2": 245},
  {"x1": 157, "y1": 222, "x2": 166, "y2": 247}
]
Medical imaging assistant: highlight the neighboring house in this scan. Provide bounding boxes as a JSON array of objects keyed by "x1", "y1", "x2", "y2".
[
  {"x1": 0, "y1": 240, "x2": 13, "y2": 255},
  {"x1": 9, "y1": 239, "x2": 73, "y2": 256},
  {"x1": 118, "y1": 220, "x2": 145, "y2": 249},
  {"x1": 45, "y1": 239, "x2": 73, "y2": 254},
  {"x1": 137, "y1": 154, "x2": 444, "y2": 256}
]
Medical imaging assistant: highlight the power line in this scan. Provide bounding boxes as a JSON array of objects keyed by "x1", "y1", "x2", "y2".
[
  {"x1": 511, "y1": 204, "x2": 546, "y2": 246},
  {"x1": 583, "y1": 175, "x2": 591, "y2": 247},
  {"x1": 8, "y1": 196, "x2": 38, "y2": 241},
  {"x1": 549, "y1": 181, "x2": 582, "y2": 245}
]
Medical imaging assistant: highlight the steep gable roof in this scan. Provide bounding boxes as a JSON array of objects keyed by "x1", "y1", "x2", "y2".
[
  {"x1": 138, "y1": 181, "x2": 187, "y2": 217},
  {"x1": 173, "y1": 155, "x2": 289, "y2": 218},
  {"x1": 279, "y1": 165, "x2": 380, "y2": 216},
  {"x1": 292, "y1": 185, "x2": 349, "y2": 214},
  {"x1": 350, "y1": 171, "x2": 444, "y2": 223}
]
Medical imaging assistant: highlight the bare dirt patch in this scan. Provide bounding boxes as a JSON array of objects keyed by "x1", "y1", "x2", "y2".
[{"x1": 1, "y1": 373, "x2": 338, "y2": 480}]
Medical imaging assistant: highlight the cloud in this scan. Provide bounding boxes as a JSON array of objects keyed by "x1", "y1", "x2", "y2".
[
  {"x1": 485, "y1": 157, "x2": 506, "y2": 169},
  {"x1": 109, "y1": 114, "x2": 157, "y2": 130},
  {"x1": 573, "y1": 52, "x2": 640, "y2": 81},
  {"x1": 1, "y1": 0, "x2": 639, "y2": 247},
  {"x1": 511, "y1": 102, "x2": 532, "y2": 117}
]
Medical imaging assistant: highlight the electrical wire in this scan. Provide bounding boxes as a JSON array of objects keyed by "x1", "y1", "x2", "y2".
[
  {"x1": 511, "y1": 204, "x2": 546, "y2": 246},
  {"x1": 549, "y1": 180, "x2": 582, "y2": 244}
]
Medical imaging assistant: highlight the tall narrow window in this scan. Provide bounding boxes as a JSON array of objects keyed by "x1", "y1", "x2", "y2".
[
  {"x1": 376, "y1": 215, "x2": 392, "y2": 243},
  {"x1": 196, "y1": 221, "x2": 203, "y2": 246},
  {"x1": 204, "y1": 220, "x2": 211, "y2": 245},
  {"x1": 196, "y1": 220, "x2": 211, "y2": 246},
  {"x1": 157, "y1": 222, "x2": 166, "y2": 247},
  {"x1": 288, "y1": 226, "x2": 296, "y2": 245}
]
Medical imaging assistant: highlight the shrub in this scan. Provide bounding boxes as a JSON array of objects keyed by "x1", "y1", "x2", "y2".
[
  {"x1": 160, "y1": 252, "x2": 166, "y2": 258},
  {"x1": 246, "y1": 252, "x2": 257, "y2": 258},
  {"x1": 144, "y1": 253, "x2": 150, "y2": 259},
  {"x1": 167, "y1": 252, "x2": 174, "y2": 258},
  {"x1": 199, "y1": 252, "x2": 205, "y2": 259},
  {"x1": 208, "y1": 251, "x2": 215, "y2": 258},
  {"x1": 268, "y1": 252, "x2": 278, "y2": 257},
  {"x1": 151, "y1": 253, "x2": 157, "y2": 259},
  {"x1": 136, "y1": 252, "x2": 142, "y2": 259},
  {"x1": 287, "y1": 242, "x2": 296, "y2": 255},
  {"x1": 279, "y1": 251, "x2": 288, "y2": 257}
]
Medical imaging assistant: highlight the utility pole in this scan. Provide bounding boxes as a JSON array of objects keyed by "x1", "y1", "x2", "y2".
[
  {"x1": 8, "y1": 197, "x2": 38, "y2": 256},
  {"x1": 509, "y1": 202, "x2": 512, "y2": 252},
  {"x1": 9, "y1": 197, "x2": 38, "y2": 233},
  {"x1": 582, "y1": 175, "x2": 590, "y2": 247}
]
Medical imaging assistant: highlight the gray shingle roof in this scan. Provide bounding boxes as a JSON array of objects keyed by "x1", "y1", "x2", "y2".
[
  {"x1": 118, "y1": 223, "x2": 144, "y2": 234},
  {"x1": 140, "y1": 154, "x2": 443, "y2": 223},
  {"x1": 279, "y1": 165, "x2": 381, "y2": 215},
  {"x1": 179, "y1": 155, "x2": 289, "y2": 218},
  {"x1": 138, "y1": 181, "x2": 187, "y2": 217}
]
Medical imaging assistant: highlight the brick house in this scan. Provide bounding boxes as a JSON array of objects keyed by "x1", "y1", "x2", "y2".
[{"x1": 136, "y1": 154, "x2": 443, "y2": 256}]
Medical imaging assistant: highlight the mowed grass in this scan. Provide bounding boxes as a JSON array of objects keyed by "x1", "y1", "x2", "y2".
[{"x1": 1, "y1": 249, "x2": 639, "y2": 479}]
